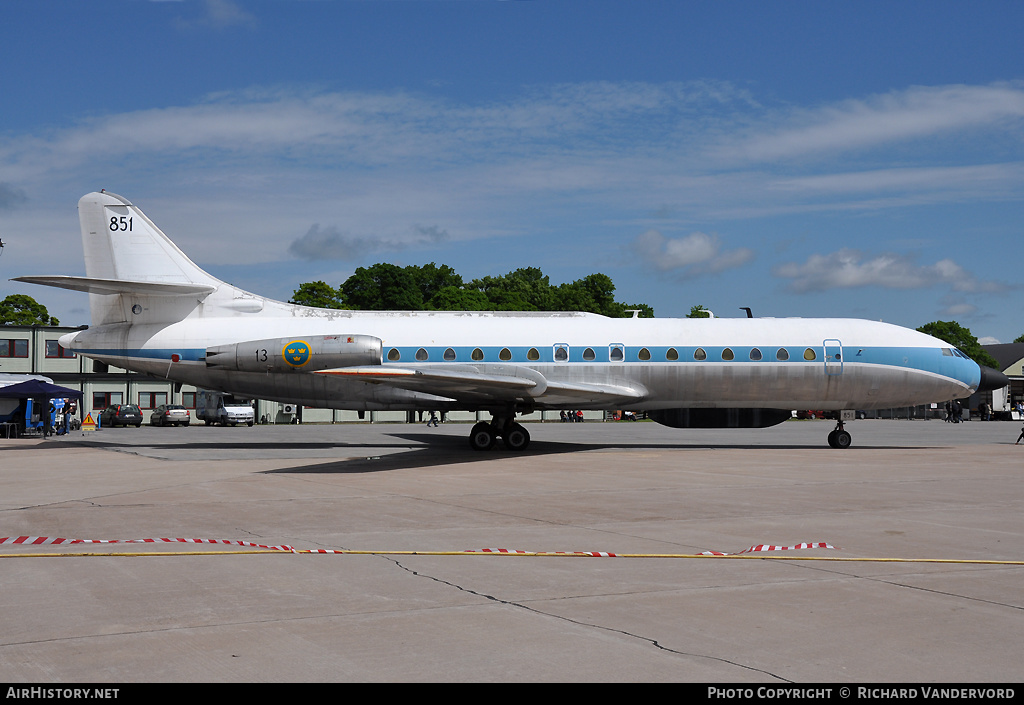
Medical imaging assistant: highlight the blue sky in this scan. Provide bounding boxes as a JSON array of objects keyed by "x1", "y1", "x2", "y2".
[{"x1": 1, "y1": 0, "x2": 1022, "y2": 343}]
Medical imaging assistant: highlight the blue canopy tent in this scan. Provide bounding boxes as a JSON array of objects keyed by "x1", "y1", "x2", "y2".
[{"x1": 0, "y1": 379, "x2": 84, "y2": 437}]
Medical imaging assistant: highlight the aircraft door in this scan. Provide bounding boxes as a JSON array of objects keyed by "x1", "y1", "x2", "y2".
[{"x1": 823, "y1": 339, "x2": 843, "y2": 375}]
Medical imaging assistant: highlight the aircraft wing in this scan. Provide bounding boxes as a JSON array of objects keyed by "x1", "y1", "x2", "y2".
[
  {"x1": 316, "y1": 365, "x2": 646, "y2": 406},
  {"x1": 12, "y1": 275, "x2": 216, "y2": 297}
]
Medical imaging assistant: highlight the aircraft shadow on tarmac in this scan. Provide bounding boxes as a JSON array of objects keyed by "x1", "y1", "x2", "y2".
[
  {"x1": 34, "y1": 431, "x2": 935, "y2": 474},
  {"x1": 263, "y1": 432, "x2": 933, "y2": 474}
]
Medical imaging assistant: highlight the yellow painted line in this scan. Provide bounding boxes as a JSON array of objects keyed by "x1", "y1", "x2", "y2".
[{"x1": 1, "y1": 549, "x2": 1023, "y2": 565}]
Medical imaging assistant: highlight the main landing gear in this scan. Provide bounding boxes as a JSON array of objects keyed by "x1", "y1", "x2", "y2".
[
  {"x1": 469, "y1": 417, "x2": 531, "y2": 452},
  {"x1": 827, "y1": 419, "x2": 852, "y2": 449}
]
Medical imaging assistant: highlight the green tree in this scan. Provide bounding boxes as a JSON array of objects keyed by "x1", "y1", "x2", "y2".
[
  {"x1": 310, "y1": 263, "x2": 654, "y2": 316},
  {"x1": 686, "y1": 304, "x2": 712, "y2": 319},
  {"x1": 340, "y1": 263, "x2": 425, "y2": 310},
  {"x1": 410, "y1": 263, "x2": 464, "y2": 305},
  {"x1": 0, "y1": 294, "x2": 60, "y2": 326},
  {"x1": 427, "y1": 285, "x2": 491, "y2": 311},
  {"x1": 917, "y1": 320, "x2": 999, "y2": 369},
  {"x1": 1014, "y1": 334, "x2": 1024, "y2": 344},
  {"x1": 468, "y1": 267, "x2": 553, "y2": 311},
  {"x1": 289, "y1": 281, "x2": 347, "y2": 309}
]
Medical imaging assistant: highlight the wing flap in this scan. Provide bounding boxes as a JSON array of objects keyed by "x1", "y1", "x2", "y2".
[{"x1": 316, "y1": 366, "x2": 645, "y2": 405}]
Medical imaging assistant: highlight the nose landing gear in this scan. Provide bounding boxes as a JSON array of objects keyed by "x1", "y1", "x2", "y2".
[{"x1": 827, "y1": 419, "x2": 852, "y2": 449}]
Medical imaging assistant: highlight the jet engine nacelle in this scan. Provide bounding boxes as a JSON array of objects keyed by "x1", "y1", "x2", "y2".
[
  {"x1": 205, "y1": 334, "x2": 382, "y2": 372},
  {"x1": 648, "y1": 408, "x2": 791, "y2": 429}
]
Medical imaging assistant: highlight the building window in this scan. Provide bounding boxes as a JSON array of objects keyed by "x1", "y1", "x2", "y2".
[
  {"x1": 139, "y1": 392, "x2": 167, "y2": 409},
  {"x1": 182, "y1": 392, "x2": 197, "y2": 409},
  {"x1": 0, "y1": 339, "x2": 29, "y2": 358},
  {"x1": 45, "y1": 341, "x2": 76, "y2": 358},
  {"x1": 93, "y1": 392, "x2": 123, "y2": 409}
]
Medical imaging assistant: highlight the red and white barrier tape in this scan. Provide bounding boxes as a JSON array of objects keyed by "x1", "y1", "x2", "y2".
[
  {"x1": 699, "y1": 542, "x2": 835, "y2": 556},
  {"x1": 0, "y1": 536, "x2": 296, "y2": 552}
]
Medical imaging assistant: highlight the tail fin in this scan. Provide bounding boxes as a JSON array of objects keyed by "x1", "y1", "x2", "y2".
[
  {"x1": 78, "y1": 191, "x2": 219, "y2": 287},
  {"x1": 15, "y1": 191, "x2": 274, "y2": 326},
  {"x1": 78, "y1": 191, "x2": 225, "y2": 325}
]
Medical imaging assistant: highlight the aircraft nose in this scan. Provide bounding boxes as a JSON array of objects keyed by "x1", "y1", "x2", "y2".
[{"x1": 978, "y1": 365, "x2": 1009, "y2": 392}]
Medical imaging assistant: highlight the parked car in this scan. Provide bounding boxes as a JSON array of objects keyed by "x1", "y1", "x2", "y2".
[
  {"x1": 100, "y1": 404, "x2": 143, "y2": 428},
  {"x1": 150, "y1": 404, "x2": 190, "y2": 427}
]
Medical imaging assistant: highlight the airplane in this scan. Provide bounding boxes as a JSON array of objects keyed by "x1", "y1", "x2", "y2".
[{"x1": 14, "y1": 191, "x2": 1009, "y2": 451}]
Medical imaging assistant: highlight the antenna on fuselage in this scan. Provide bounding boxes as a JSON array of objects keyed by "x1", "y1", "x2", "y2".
[{"x1": 740, "y1": 307, "x2": 752, "y2": 318}]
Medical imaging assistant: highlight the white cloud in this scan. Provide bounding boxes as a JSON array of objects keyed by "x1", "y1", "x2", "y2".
[
  {"x1": 721, "y1": 83, "x2": 1024, "y2": 163},
  {"x1": 773, "y1": 249, "x2": 1011, "y2": 294},
  {"x1": 632, "y1": 230, "x2": 754, "y2": 277},
  {"x1": 288, "y1": 223, "x2": 451, "y2": 261}
]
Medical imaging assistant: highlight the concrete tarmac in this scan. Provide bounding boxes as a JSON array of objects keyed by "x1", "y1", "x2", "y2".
[{"x1": 1, "y1": 418, "x2": 1022, "y2": 683}]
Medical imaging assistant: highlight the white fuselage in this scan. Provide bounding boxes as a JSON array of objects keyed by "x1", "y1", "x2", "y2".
[{"x1": 61, "y1": 307, "x2": 980, "y2": 413}]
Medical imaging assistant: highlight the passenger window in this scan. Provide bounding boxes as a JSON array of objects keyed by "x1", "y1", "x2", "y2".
[
  {"x1": 443, "y1": 348, "x2": 456, "y2": 361},
  {"x1": 415, "y1": 348, "x2": 428, "y2": 361},
  {"x1": 609, "y1": 345, "x2": 624, "y2": 362},
  {"x1": 666, "y1": 348, "x2": 678, "y2": 361},
  {"x1": 804, "y1": 348, "x2": 817, "y2": 361},
  {"x1": 694, "y1": 348, "x2": 707, "y2": 361},
  {"x1": 749, "y1": 348, "x2": 762, "y2": 361},
  {"x1": 722, "y1": 348, "x2": 734, "y2": 361},
  {"x1": 554, "y1": 345, "x2": 568, "y2": 362},
  {"x1": 527, "y1": 348, "x2": 540, "y2": 361},
  {"x1": 499, "y1": 348, "x2": 512, "y2": 361},
  {"x1": 387, "y1": 348, "x2": 400, "y2": 361},
  {"x1": 638, "y1": 348, "x2": 651, "y2": 361},
  {"x1": 583, "y1": 347, "x2": 596, "y2": 361},
  {"x1": 776, "y1": 348, "x2": 790, "y2": 361},
  {"x1": 472, "y1": 348, "x2": 484, "y2": 361}
]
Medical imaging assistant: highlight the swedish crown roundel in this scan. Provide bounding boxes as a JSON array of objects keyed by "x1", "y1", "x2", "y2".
[{"x1": 282, "y1": 340, "x2": 311, "y2": 368}]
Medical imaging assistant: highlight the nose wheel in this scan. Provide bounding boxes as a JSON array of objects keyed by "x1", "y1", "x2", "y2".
[{"x1": 827, "y1": 420, "x2": 852, "y2": 449}]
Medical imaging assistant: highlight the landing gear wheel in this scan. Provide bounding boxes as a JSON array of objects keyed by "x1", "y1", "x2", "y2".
[
  {"x1": 833, "y1": 430, "x2": 852, "y2": 448},
  {"x1": 502, "y1": 423, "x2": 530, "y2": 452},
  {"x1": 827, "y1": 421, "x2": 852, "y2": 449},
  {"x1": 469, "y1": 422, "x2": 497, "y2": 451}
]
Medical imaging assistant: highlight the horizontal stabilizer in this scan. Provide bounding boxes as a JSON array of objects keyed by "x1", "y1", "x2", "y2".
[{"x1": 12, "y1": 275, "x2": 216, "y2": 297}]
